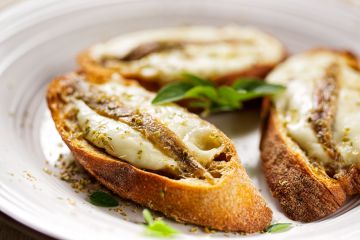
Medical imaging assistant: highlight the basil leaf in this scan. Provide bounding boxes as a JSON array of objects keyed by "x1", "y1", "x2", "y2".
[
  {"x1": 181, "y1": 72, "x2": 214, "y2": 86},
  {"x1": 217, "y1": 86, "x2": 242, "y2": 109},
  {"x1": 211, "y1": 104, "x2": 242, "y2": 113},
  {"x1": 143, "y1": 209, "x2": 179, "y2": 237},
  {"x1": 233, "y1": 78, "x2": 285, "y2": 94},
  {"x1": 235, "y1": 92, "x2": 264, "y2": 101},
  {"x1": 266, "y1": 223, "x2": 292, "y2": 233},
  {"x1": 188, "y1": 100, "x2": 212, "y2": 117},
  {"x1": 152, "y1": 82, "x2": 193, "y2": 104},
  {"x1": 188, "y1": 100, "x2": 211, "y2": 109},
  {"x1": 152, "y1": 73, "x2": 285, "y2": 115},
  {"x1": 232, "y1": 78, "x2": 264, "y2": 91},
  {"x1": 252, "y1": 84, "x2": 285, "y2": 94},
  {"x1": 184, "y1": 85, "x2": 218, "y2": 101},
  {"x1": 235, "y1": 87, "x2": 285, "y2": 102},
  {"x1": 89, "y1": 191, "x2": 118, "y2": 207}
]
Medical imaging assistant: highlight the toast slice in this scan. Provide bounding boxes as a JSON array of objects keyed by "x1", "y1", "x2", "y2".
[
  {"x1": 78, "y1": 25, "x2": 286, "y2": 88},
  {"x1": 46, "y1": 72, "x2": 272, "y2": 232},
  {"x1": 260, "y1": 49, "x2": 360, "y2": 222}
]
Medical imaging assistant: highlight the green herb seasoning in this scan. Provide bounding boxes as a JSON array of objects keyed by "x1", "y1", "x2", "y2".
[
  {"x1": 143, "y1": 209, "x2": 179, "y2": 238},
  {"x1": 152, "y1": 73, "x2": 285, "y2": 116},
  {"x1": 89, "y1": 191, "x2": 119, "y2": 207}
]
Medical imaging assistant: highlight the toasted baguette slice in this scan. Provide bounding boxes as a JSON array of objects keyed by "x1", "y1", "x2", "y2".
[
  {"x1": 47, "y1": 72, "x2": 272, "y2": 232},
  {"x1": 261, "y1": 49, "x2": 360, "y2": 222},
  {"x1": 78, "y1": 25, "x2": 286, "y2": 87}
]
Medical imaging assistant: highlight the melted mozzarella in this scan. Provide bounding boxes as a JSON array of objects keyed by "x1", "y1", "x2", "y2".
[
  {"x1": 75, "y1": 100, "x2": 177, "y2": 170},
  {"x1": 267, "y1": 51, "x2": 360, "y2": 166},
  {"x1": 97, "y1": 80, "x2": 225, "y2": 167},
  {"x1": 334, "y1": 65, "x2": 360, "y2": 164},
  {"x1": 74, "y1": 79, "x2": 225, "y2": 170},
  {"x1": 90, "y1": 25, "x2": 284, "y2": 83}
]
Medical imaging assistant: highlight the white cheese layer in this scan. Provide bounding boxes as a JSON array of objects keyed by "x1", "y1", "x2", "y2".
[
  {"x1": 97, "y1": 79, "x2": 225, "y2": 167},
  {"x1": 267, "y1": 51, "x2": 360, "y2": 166},
  {"x1": 75, "y1": 100, "x2": 177, "y2": 171},
  {"x1": 74, "y1": 79, "x2": 225, "y2": 170},
  {"x1": 334, "y1": 64, "x2": 360, "y2": 165},
  {"x1": 90, "y1": 25, "x2": 284, "y2": 83}
]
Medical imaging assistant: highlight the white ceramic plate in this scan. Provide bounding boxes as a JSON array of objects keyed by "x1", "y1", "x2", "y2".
[{"x1": 0, "y1": 0, "x2": 359, "y2": 239}]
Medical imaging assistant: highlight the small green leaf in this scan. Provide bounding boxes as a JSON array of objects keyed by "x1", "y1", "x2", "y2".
[
  {"x1": 181, "y1": 72, "x2": 214, "y2": 86},
  {"x1": 89, "y1": 191, "x2": 118, "y2": 207},
  {"x1": 184, "y1": 85, "x2": 218, "y2": 101},
  {"x1": 151, "y1": 74, "x2": 285, "y2": 115},
  {"x1": 188, "y1": 100, "x2": 211, "y2": 109},
  {"x1": 143, "y1": 209, "x2": 153, "y2": 225},
  {"x1": 234, "y1": 92, "x2": 264, "y2": 101},
  {"x1": 217, "y1": 86, "x2": 242, "y2": 109},
  {"x1": 234, "y1": 79, "x2": 285, "y2": 101},
  {"x1": 146, "y1": 220, "x2": 179, "y2": 237},
  {"x1": 232, "y1": 78, "x2": 264, "y2": 90},
  {"x1": 252, "y1": 84, "x2": 286, "y2": 94},
  {"x1": 188, "y1": 100, "x2": 212, "y2": 117},
  {"x1": 143, "y1": 209, "x2": 179, "y2": 238},
  {"x1": 266, "y1": 223, "x2": 292, "y2": 233},
  {"x1": 233, "y1": 78, "x2": 285, "y2": 94},
  {"x1": 210, "y1": 104, "x2": 242, "y2": 113},
  {"x1": 152, "y1": 82, "x2": 193, "y2": 104}
]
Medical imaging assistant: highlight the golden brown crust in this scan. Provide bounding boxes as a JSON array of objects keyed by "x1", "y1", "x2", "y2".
[
  {"x1": 305, "y1": 48, "x2": 360, "y2": 71},
  {"x1": 260, "y1": 101, "x2": 346, "y2": 222},
  {"x1": 260, "y1": 49, "x2": 360, "y2": 222},
  {"x1": 78, "y1": 51, "x2": 115, "y2": 84},
  {"x1": 47, "y1": 74, "x2": 272, "y2": 233},
  {"x1": 77, "y1": 48, "x2": 287, "y2": 87},
  {"x1": 338, "y1": 164, "x2": 360, "y2": 195}
]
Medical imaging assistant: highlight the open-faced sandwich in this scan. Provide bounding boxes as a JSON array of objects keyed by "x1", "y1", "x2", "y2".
[
  {"x1": 261, "y1": 49, "x2": 360, "y2": 222},
  {"x1": 47, "y1": 72, "x2": 272, "y2": 233},
  {"x1": 78, "y1": 25, "x2": 286, "y2": 87}
]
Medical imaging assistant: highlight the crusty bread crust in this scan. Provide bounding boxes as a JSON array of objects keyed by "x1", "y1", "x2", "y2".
[
  {"x1": 47, "y1": 75, "x2": 272, "y2": 233},
  {"x1": 77, "y1": 49, "x2": 287, "y2": 87},
  {"x1": 261, "y1": 100, "x2": 346, "y2": 222},
  {"x1": 338, "y1": 164, "x2": 360, "y2": 196},
  {"x1": 260, "y1": 49, "x2": 360, "y2": 222}
]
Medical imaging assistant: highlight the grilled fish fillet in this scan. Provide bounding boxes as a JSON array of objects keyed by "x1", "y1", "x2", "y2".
[
  {"x1": 78, "y1": 25, "x2": 286, "y2": 87},
  {"x1": 47, "y1": 72, "x2": 272, "y2": 232},
  {"x1": 261, "y1": 49, "x2": 360, "y2": 222}
]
